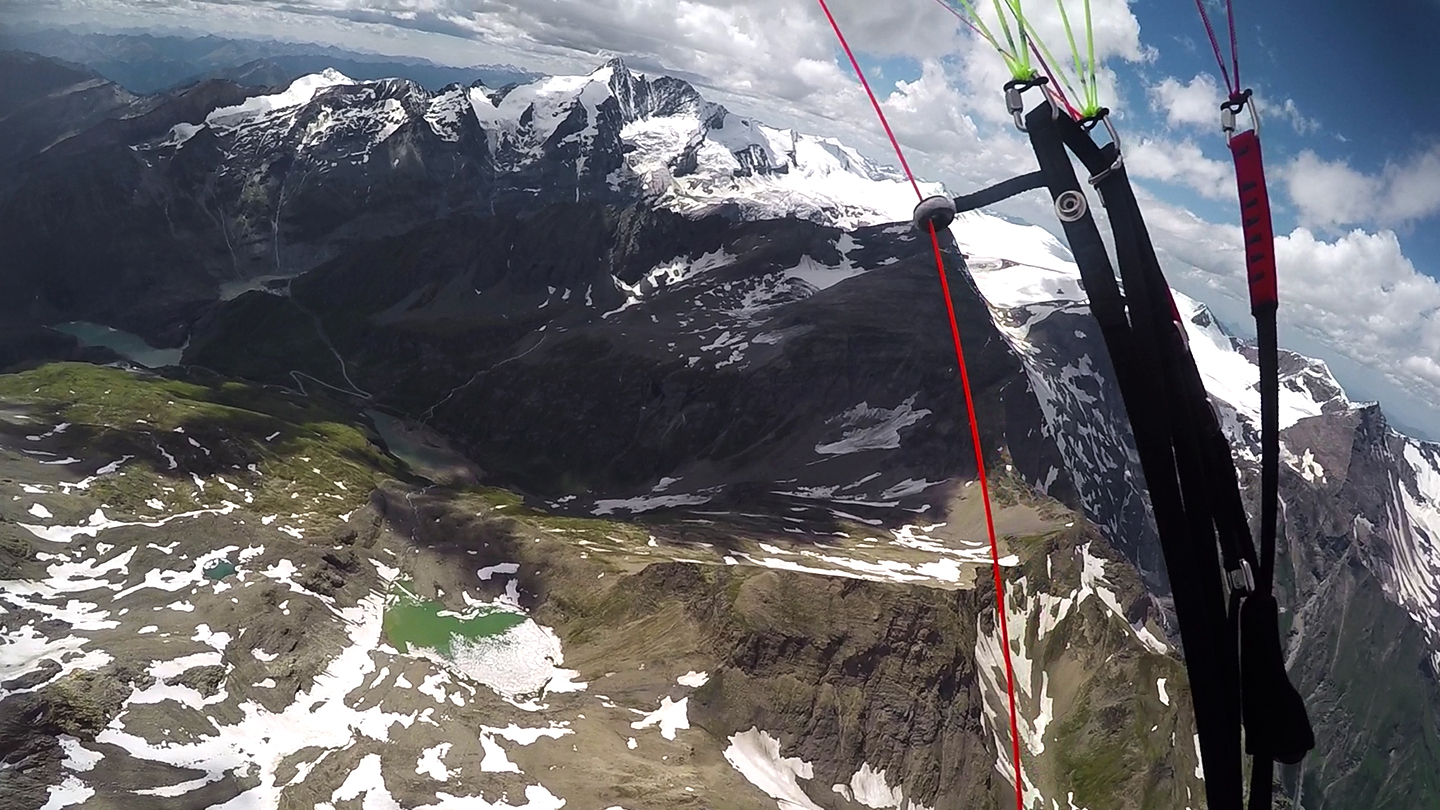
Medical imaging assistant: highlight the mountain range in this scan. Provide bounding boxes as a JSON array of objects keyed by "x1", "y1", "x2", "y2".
[
  {"x1": 0, "y1": 45, "x2": 1437, "y2": 810},
  {"x1": 0, "y1": 26, "x2": 538, "y2": 93}
]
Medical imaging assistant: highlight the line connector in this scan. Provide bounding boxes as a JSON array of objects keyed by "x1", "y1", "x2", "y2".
[
  {"x1": 1221, "y1": 88, "x2": 1256, "y2": 142},
  {"x1": 1085, "y1": 112, "x2": 1125, "y2": 186},
  {"x1": 1003, "y1": 75, "x2": 1049, "y2": 132}
]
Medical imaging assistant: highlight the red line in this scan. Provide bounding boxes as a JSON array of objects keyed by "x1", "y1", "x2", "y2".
[
  {"x1": 928, "y1": 224, "x2": 1026, "y2": 810},
  {"x1": 814, "y1": 1, "x2": 1025, "y2": 807},
  {"x1": 1193, "y1": 0, "x2": 1235, "y2": 94},
  {"x1": 814, "y1": 0, "x2": 921, "y2": 200},
  {"x1": 1225, "y1": 0, "x2": 1240, "y2": 92}
]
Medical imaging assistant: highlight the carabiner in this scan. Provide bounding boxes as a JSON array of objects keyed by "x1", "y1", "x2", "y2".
[
  {"x1": 1082, "y1": 109, "x2": 1124, "y2": 186},
  {"x1": 1221, "y1": 89, "x2": 1256, "y2": 143},
  {"x1": 1003, "y1": 75, "x2": 1049, "y2": 132}
]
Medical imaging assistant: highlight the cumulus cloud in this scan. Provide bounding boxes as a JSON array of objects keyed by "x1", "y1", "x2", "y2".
[
  {"x1": 1273, "y1": 228, "x2": 1440, "y2": 403},
  {"x1": 1148, "y1": 73, "x2": 1316, "y2": 136},
  {"x1": 1282, "y1": 146, "x2": 1440, "y2": 231},
  {"x1": 1149, "y1": 73, "x2": 1225, "y2": 130},
  {"x1": 1279, "y1": 228, "x2": 1439, "y2": 328},
  {"x1": 1139, "y1": 192, "x2": 1440, "y2": 430},
  {"x1": 1127, "y1": 138, "x2": 1233, "y2": 200}
]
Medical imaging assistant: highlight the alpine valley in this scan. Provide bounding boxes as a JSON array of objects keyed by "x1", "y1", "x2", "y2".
[{"x1": 1, "y1": 44, "x2": 1437, "y2": 810}]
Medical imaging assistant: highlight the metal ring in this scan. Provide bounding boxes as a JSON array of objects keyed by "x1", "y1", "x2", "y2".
[{"x1": 1055, "y1": 190, "x2": 1088, "y2": 222}]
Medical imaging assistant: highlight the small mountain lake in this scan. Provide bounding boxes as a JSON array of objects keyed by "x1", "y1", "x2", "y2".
[
  {"x1": 382, "y1": 579, "x2": 527, "y2": 656},
  {"x1": 53, "y1": 322, "x2": 183, "y2": 368}
]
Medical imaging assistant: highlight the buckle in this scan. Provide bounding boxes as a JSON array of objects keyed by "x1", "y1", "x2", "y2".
[{"x1": 1227, "y1": 559, "x2": 1256, "y2": 594}]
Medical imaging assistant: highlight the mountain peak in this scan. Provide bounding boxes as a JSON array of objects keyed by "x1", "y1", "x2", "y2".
[{"x1": 203, "y1": 68, "x2": 355, "y2": 129}]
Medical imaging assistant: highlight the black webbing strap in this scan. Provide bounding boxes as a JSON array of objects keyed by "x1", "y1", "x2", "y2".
[
  {"x1": 1082, "y1": 144, "x2": 1249, "y2": 810},
  {"x1": 947, "y1": 99, "x2": 1313, "y2": 810},
  {"x1": 1249, "y1": 303, "x2": 1282, "y2": 809},
  {"x1": 1055, "y1": 113, "x2": 1258, "y2": 591},
  {"x1": 1027, "y1": 102, "x2": 1248, "y2": 810},
  {"x1": 1256, "y1": 305, "x2": 1279, "y2": 596},
  {"x1": 1032, "y1": 100, "x2": 1313, "y2": 810},
  {"x1": 1064, "y1": 113, "x2": 1313, "y2": 807},
  {"x1": 952, "y1": 171, "x2": 1047, "y2": 214},
  {"x1": 1244, "y1": 299, "x2": 1314, "y2": 805}
]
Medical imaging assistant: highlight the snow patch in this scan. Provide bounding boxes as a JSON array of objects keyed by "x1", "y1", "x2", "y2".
[
  {"x1": 676, "y1": 670, "x2": 710, "y2": 687},
  {"x1": 815, "y1": 395, "x2": 930, "y2": 455},
  {"x1": 630, "y1": 696, "x2": 689, "y2": 740},
  {"x1": 207, "y1": 70, "x2": 355, "y2": 129},
  {"x1": 593, "y1": 493, "x2": 711, "y2": 515},
  {"x1": 723, "y1": 728, "x2": 822, "y2": 810}
]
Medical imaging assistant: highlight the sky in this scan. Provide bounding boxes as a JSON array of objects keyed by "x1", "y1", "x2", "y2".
[{"x1": 5, "y1": 0, "x2": 1440, "y2": 438}]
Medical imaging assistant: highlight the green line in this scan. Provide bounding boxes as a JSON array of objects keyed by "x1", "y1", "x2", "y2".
[
  {"x1": 1056, "y1": 0, "x2": 1084, "y2": 94},
  {"x1": 995, "y1": 2, "x2": 1081, "y2": 110},
  {"x1": 951, "y1": 0, "x2": 1031, "y2": 79},
  {"x1": 992, "y1": 0, "x2": 1022, "y2": 63},
  {"x1": 1084, "y1": 0, "x2": 1098, "y2": 112},
  {"x1": 1025, "y1": 14, "x2": 1085, "y2": 109},
  {"x1": 1001, "y1": 0, "x2": 1034, "y2": 74},
  {"x1": 1009, "y1": 0, "x2": 1103, "y2": 116}
]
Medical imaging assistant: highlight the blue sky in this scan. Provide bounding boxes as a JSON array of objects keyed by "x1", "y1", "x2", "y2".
[{"x1": 1149, "y1": 0, "x2": 1440, "y2": 265}]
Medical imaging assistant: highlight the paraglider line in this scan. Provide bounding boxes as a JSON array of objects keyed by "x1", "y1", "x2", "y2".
[
  {"x1": 1193, "y1": 0, "x2": 1239, "y2": 95},
  {"x1": 814, "y1": 2, "x2": 1025, "y2": 807},
  {"x1": 813, "y1": 0, "x2": 921, "y2": 200}
]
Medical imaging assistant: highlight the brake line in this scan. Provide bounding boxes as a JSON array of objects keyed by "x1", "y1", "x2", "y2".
[{"x1": 813, "y1": 2, "x2": 1026, "y2": 807}]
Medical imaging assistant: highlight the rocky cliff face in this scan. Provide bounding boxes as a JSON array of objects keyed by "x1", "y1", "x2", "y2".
[{"x1": 1, "y1": 50, "x2": 1438, "y2": 810}]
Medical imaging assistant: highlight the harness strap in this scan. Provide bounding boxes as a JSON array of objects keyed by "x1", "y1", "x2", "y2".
[
  {"x1": 953, "y1": 171, "x2": 1047, "y2": 214},
  {"x1": 1030, "y1": 101, "x2": 1250, "y2": 810}
]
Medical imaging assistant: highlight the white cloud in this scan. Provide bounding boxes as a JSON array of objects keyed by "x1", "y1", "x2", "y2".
[
  {"x1": 1269, "y1": 97, "x2": 1319, "y2": 135},
  {"x1": 1127, "y1": 138, "x2": 1233, "y2": 200},
  {"x1": 1149, "y1": 73, "x2": 1224, "y2": 130},
  {"x1": 1148, "y1": 73, "x2": 1318, "y2": 138},
  {"x1": 1283, "y1": 145, "x2": 1440, "y2": 230},
  {"x1": 1272, "y1": 228, "x2": 1440, "y2": 389},
  {"x1": 1139, "y1": 192, "x2": 1440, "y2": 433}
]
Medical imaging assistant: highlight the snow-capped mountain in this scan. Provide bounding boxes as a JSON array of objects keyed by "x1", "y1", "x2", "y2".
[
  {"x1": 3, "y1": 49, "x2": 1440, "y2": 810},
  {"x1": 133, "y1": 58, "x2": 925, "y2": 230}
]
